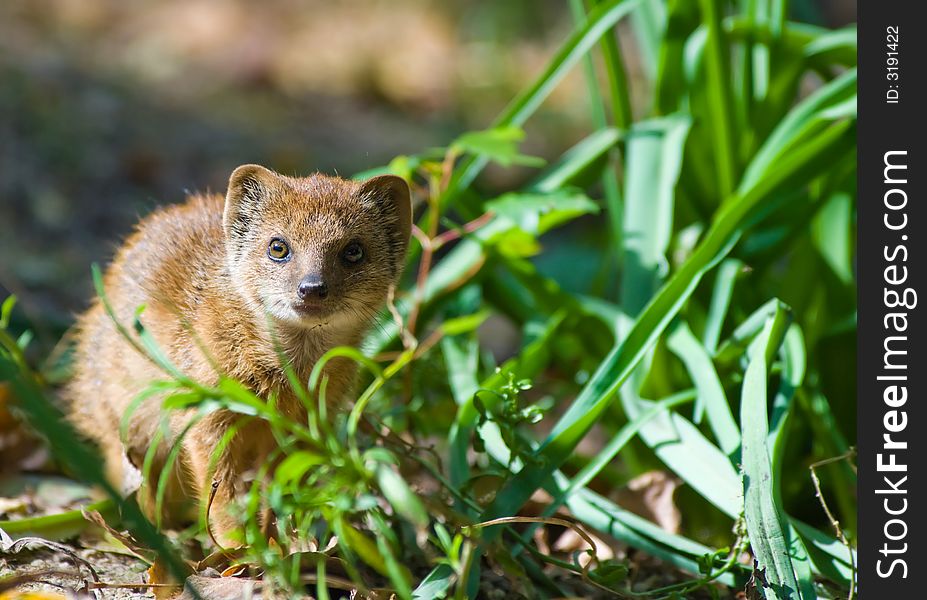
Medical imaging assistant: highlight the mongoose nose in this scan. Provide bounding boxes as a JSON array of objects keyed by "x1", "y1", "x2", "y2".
[{"x1": 297, "y1": 276, "x2": 329, "y2": 300}]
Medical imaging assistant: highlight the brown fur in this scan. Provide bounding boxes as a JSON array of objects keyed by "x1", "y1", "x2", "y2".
[{"x1": 65, "y1": 165, "x2": 411, "y2": 543}]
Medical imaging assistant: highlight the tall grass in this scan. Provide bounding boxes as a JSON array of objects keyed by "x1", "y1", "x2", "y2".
[{"x1": 1, "y1": 1, "x2": 856, "y2": 598}]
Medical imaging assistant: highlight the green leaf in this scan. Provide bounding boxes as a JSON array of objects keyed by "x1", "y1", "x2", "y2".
[
  {"x1": 412, "y1": 564, "x2": 454, "y2": 599},
  {"x1": 703, "y1": 258, "x2": 743, "y2": 354},
  {"x1": 625, "y1": 393, "x2": 742, "y2": 517},
  {"x1": 0, "y1": 499, "x2": 117, "y2": 542},
  {"x1": 621, "y1": 114, "x2": 692, "y2": 315},
  {"x1": 569, "y1": 0, "x2": 627, "y2": 262},
  {"x1": 527, "y1": 128, "x2": 622, "y2": 193},
  {"x1": 790, "y1": 518, "x2": 855, "y2": 585},
  {"x1": 275, "y1": 451, "x2": 326, "y2": 485},
  {"x1": 811, "y1": 191, "x2": 854, "y2": 285},
  {"x1": 741, "y1": 69, "x2": 856, "y2": 191},
  {"x1": 441, "y1": 310, "x2": 492, "y2": 337},
  {"x1": 486, "y1": 189, "x2": 600, "y2": 236},
  {"x1": 549, "y1": 477, "x2": 742, "y2": 586},
  {"x1": 740, "y1": 309, "x2": 804, "y2": 600},
  {"x1": 451, "y1": 126, "x2": 544, "y2": 168},
  {"x1": 667, "y1": 321, "x2": 740, "y2": 456},
  {"x1": 629, "y1": 0, "x2": 665, "y2": 79},
  {"x1": 697, "y1": 0, "x2": 738, "y2": 198},
  {"x1": 0, "y1": 296, "x2": 15, "y2": 329},
  {"x1": 335, "y1": 517, "x2": 397, "y2": 581},
  {"x1": 540, "y1": 388, "x2": 696, "y2": 518}
]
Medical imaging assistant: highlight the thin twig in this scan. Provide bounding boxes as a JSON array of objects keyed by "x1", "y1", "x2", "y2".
[
  {"x1": 809, "y1": 448, "x2": 857, "y2": 600},
  {"x1": 439, "y1": 148, "x2": 460, "y2": 193},
  {"x1": 386, "y1": 285, "x2": 416, "y2": 351},
  {"x1": 432, "y1": 211, "x2": 495, "y2": 249}
]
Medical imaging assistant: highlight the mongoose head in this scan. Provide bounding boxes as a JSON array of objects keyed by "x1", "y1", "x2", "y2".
[{"x1": 222, "y1": 165, "x2": 412, "y2": 330}]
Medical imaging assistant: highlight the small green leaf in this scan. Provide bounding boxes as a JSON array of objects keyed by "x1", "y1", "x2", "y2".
[
  {"x1": 451, "y1": 126, "x2": 545, "y2": 168},
  {"x1": 441, "y1": 310, "x2": 492, "y2": 337},
  {"x1": 588, "y1": 559, "x2": 630, "y2": 585},
  {"x1": 741, "y1": 311, "x2": 804, "y2": 599},
  {"x1": 492, "y1": 229, "x2": 543, "y2": 258},
  {"x1": 275, "y1": 451, "x2": 325, "y2": 484},
  {"x1": 0, "y1": 296, "x2": 16, "y2": 329},
  {"x1": 412, "y1": 564, "x2": 455, "y2": 599}
]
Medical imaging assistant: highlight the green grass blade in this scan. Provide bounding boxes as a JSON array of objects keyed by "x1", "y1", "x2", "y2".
[
  {"x1": 697, "y1": 0, "x2": 738, "y2": 198},
  {"x1": 790, "y1": 518, "x2": 854, "y2": 585},
  {"x1": 811, "y1": 191, "x2": 854, "y2": 284},
  {"x1": 527, "y1": 127, "x2": 623, "y2": 193},
  {"x1": 0, "y1": 499, "x2": 117, "y2": 542},
  {"x1": 629, "y1": 0, "x2": 665, "y2": 79},
  {"x1": 0, "y1": 351, "x2": 189, "y2": 582},
  {"x1": 667, "y1": 321, "x2": 740, "y2": 456},
  {"x1": 741, "y1": 68, "x2": 856, "y2": 191},
  {"x1": 472, "y1": 390, "x2": 741, "y2": 586},
  {"x1": 623, "y1": 391, "x2": 742, "y2": 517},
  {"x1": 569, "y1": 0, "x2": 610, "y2": 128},
  {"x1": 740, "y1": 309, "x2": 804, "y2": 599},
  {"x1": 569, "y1": 0, "x2": 626, "y2": 274},
  {"x1": 768, "y1": 325, "x2": 805, "y2": 467},
  {"x1": 703, "y1": 258, "x2": 744, "y2": 354},
  {"x1": 654, "y1": 0, "x2": 699, "y2": 115},
  {"x1": 412, "y1": 564, "x2": 455, "y2": 599},
  {"x1": 621, "y1": 114, "x2": 692, "y2": 314},
  {"x1": 590, "y1": 0, "x2": 634, "y2": 128},
  {"x1": 441, "y1": 334, "x2": 480, "y2": 488}
]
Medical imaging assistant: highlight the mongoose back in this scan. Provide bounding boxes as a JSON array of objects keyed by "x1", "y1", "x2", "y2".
[{"x1": 66, "y1": 165, "x2": 411, "y2": 542}]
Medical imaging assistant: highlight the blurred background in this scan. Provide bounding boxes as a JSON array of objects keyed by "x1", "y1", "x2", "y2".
[{"x1": 0, "y1": 0, "x2": 854, "y2": 345}]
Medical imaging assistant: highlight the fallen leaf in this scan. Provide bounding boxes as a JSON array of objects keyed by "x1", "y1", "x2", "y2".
[
  {"x1": 147, "y1": 557, "x2": 190, "y2": 600},
  {"x1": 81, "y1": 509, "x2": 154, "y2": 563},
  {"x1": 551, "y1": 527, "x2": 614, "y2": 568},
  {"x1": 218, "y1": 565, "x2": 246, "y2": 578},
  {"x1": 0, "y1": 531, "x2": 99, "y2": 584},
  {"x1": 614, "y1": 471, "x2": 681, "y2": 534}
]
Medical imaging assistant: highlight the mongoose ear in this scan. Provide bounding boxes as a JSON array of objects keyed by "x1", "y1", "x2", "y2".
[
  {"x1": 224, "y1": 164, "x2": 279, "y2": 238},
  {"x1": 357, "y1": 174, "x2": 412, "y2": 263}
]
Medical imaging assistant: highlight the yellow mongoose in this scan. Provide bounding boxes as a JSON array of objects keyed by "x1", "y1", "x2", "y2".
[{"x1": 65, "y1": 164, "x2": 412, "y2": 542}]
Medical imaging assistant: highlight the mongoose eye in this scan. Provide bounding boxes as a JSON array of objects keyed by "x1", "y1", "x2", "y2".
[
  {"x1": 267, "y1": 238, "x2": 291, "y2": 261},
  {"x1": 341, "y1": 242, "x2": 365, "y2": 265}
]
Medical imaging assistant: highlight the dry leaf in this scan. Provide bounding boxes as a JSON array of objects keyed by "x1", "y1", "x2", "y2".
[
  {"x1": 0, "y1": 531, "x2": 99, "y2": 584},
  {"x1": 218, "y1": 565, "x2": 246, "y2": 578},
  {"x1": 147, "y1": 557, "x2": 189, "y2": 600},
  {"x1": 551, "y1": 528, "x2": 614, "y2": 568},
  {"x1": 81, "y1": 509, "x2": 154, "y2": 563},
  {"x1": 614, "y1": 471, "x2": 681, "y2": 534}
]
